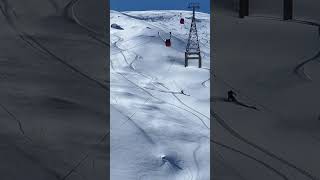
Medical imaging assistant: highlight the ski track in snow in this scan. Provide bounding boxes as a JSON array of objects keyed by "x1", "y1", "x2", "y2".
[
  {"x1": 212, "y1": 141, "x2": 289, "y2": 180},
  {"x1": 112, "y1": 29, "x2": 209, "y2": 131},
  {"x1": 212, "y1": 112, "x2": 318, "y2": 180},
  {"x1": 0, "y1": 1, "x2": 110, "y2": 179},
  {"x1": 245, "y1": 15, "x2": 320, "y2": 81},
  {"x1": 0, "y1": 0, "x2": 108, "y2": 91},
  {"x1": 213, "y1": 71, "x2": 320, "y2": 179},
  {"x1": 211, "y1": 14, "x2": 320, "y2": 179},
  {"x1": 110, "y1": 10, "x2": 210, "y2": 180}
]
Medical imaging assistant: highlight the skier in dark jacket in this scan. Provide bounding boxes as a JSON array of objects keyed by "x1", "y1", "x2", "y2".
[
  {"x1": 180, "y1": 90, "x2": 190, "y2": 96},
  {"x1": 227, "y1": 90, "x2": 237, "y2": 102}
]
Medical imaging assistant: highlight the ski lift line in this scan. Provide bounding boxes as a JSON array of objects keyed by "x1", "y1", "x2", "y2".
[
  {"x1": 115, "y1": 13, "x2": 211, "y2": 128},
  {"x1": 122, "y1": 11, "x2": 191, "y2": 43},
  {"x1": 123, "y1": 13, "x2": 209, "y2": 53},
  {"x1": 150, "y1": 20, "x2": 210, "y2": 55}
]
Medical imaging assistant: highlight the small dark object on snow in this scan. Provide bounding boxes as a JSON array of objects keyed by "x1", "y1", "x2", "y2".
[
  {"x1": 227, "y1": 90, "x2": 237, "y2": 102},
  {"x1": 146, "y1": 27, "x2": 151, "y2": 29},
  {"x1": 227, "y1": 90, "x2": 258, "y2": 110},
  {"x1": 165, "y1": 32, "x2": 172, "y2": 47},
  {"x1": 180, "y1": 18, "x2": 185, "y2": 24},
  {"x1": 158, "y1": 32, "x2": 172, "y2": 47},
  {"x1": 165, "y1": 39, "x2": 171, "y2": 47},
  {"x1": 111, "y1": 23, "x2": 124, "y2": 30},
  {"x1": 181, "y1": 90, "x2": 190, "y2": 96}
]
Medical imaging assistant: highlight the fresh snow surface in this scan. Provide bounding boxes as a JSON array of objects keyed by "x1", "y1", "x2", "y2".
[
  {"x1": 213, "y1": 4, "x2": 320, "y2": 180},
  {"x1": 110, "y1": 10, "x2": 210, "y2": 180}
]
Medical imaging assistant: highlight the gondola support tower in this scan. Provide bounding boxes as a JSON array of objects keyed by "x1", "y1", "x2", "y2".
[{"x1": 185, "y1": 2, "x2": 202, "y2": 68}]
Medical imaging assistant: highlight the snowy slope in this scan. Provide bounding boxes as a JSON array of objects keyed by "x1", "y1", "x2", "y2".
[
  {"x1": 0, "y1": 0, "x2": 108, "y2": 179},
  {"x1": 213, "y1": 3, "x2": 320, "y2": 180},
  {"x1": 110, "y1": 10, "x2": 210, "y2": 180}
]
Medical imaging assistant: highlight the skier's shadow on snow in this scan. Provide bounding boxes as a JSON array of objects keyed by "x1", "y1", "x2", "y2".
[{"x1": 213, "y1": 96, "x2": 259, "y2": 111}]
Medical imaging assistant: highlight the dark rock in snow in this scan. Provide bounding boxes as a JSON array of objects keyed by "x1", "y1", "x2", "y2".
[{"x1": 111, "y1": 23, "x2": 124, "y2": 30}]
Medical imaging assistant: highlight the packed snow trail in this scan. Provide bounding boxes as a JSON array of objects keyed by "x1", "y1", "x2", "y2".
[{"x1": 110, "y1": 10, "x2": 210, "y2": 180}]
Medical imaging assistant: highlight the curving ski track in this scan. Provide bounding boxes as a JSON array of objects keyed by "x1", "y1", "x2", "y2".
[
  {"x1": 0, "y1": 103, "x2": 33, "y2": 142},
  {"x1": 212, "y1": 112, "x2": 318, "y2": 180},
  {"x1": 112, "y1": 30, "x2": 210, "y2": 130},
  {"x1": 246, "y1": 15, "x2": 320, "y2": 81},
  {"x1": 0, "y1": 1, "x2": 109, "y2": 179},
  {"x1": 64, "y1": 0, "x2": 109, "y2": 47},
  {"x1": 0, "y1": 0, "x2": 108, "y2": 91},
  {"x1": 212, "y1": 140, "x2": 289, "y2": 180},
  {"x1": 111, "y1": 11, "x2": 209, "y2": 179}
]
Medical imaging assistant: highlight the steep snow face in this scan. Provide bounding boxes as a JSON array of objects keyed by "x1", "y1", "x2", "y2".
[
  {"x1": 213, "y1": 9, "x2": 320, "y2": 180},
  {"x1": 110, "y1": 10, "x2": 210, "y2": 180}
]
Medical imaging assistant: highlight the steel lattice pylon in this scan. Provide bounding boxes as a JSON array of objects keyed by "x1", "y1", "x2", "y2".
[{"x1": 185, "y1": 2, "x2": 201, "y2": 68}]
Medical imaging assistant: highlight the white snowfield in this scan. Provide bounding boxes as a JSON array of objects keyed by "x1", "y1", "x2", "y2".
[
  {"x1": 110, "y1": 10, "x2": 210, "y2": 180},
  {"x1": 213, "y1": 5, "x2": 320, "y2": 180}
]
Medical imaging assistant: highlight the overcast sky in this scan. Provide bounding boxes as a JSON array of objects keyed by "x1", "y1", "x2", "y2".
[{"x1": 110, "y1": 0, "x2": 210, "y2": 13}]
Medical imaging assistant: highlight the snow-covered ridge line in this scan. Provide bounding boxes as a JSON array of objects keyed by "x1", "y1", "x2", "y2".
[{"x1": 112, "y1": 9, "x2": 210, "y2": 16}]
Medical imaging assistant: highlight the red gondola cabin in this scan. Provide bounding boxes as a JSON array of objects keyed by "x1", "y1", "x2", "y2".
[
  {"x1": 180, "y1": 18, "x2": 185, "y2": 24},
  {"x1": 165, "y1": 39, "x2": 171, "y2": 47}
]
